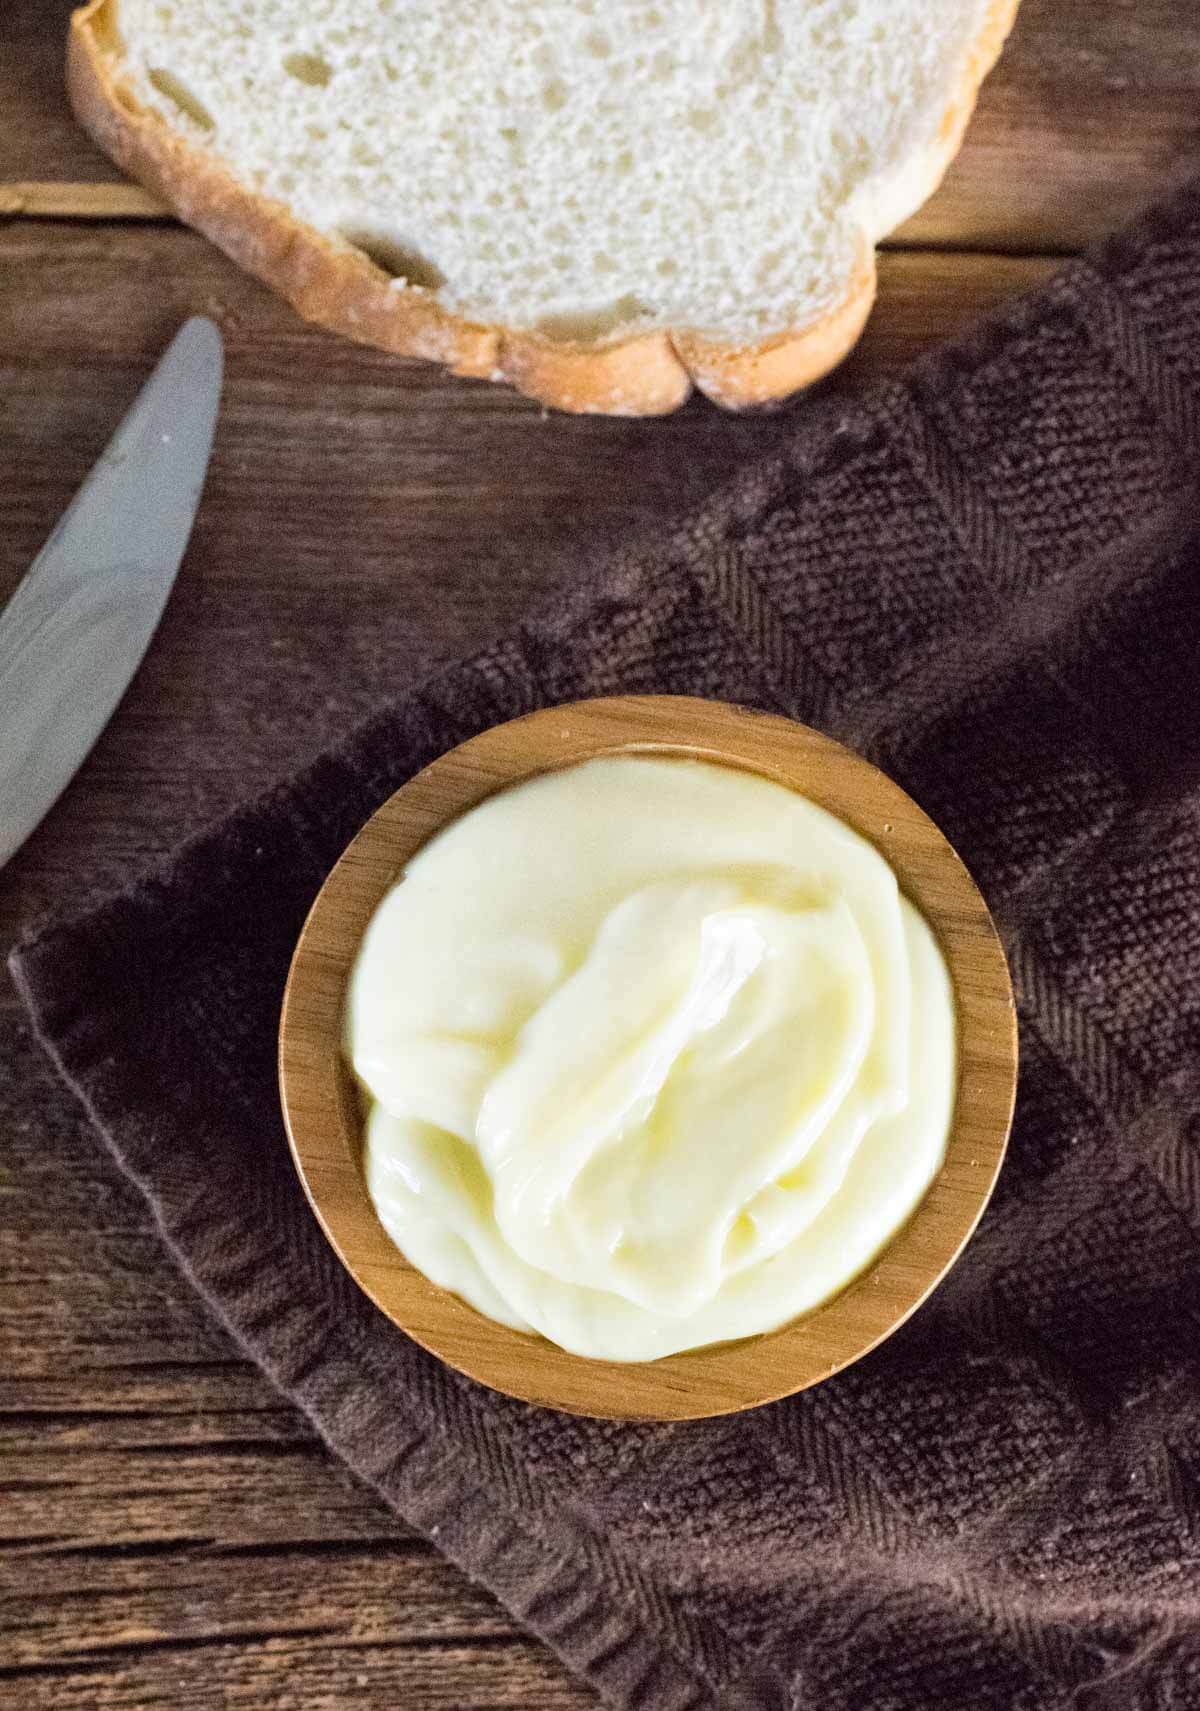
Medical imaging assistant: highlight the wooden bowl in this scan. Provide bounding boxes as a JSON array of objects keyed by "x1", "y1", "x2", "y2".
[{"x1": 279, "y1": 696, "x2": 1016, "y2": 1420}]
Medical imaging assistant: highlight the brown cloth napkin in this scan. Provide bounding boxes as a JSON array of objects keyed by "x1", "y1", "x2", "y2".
[{"x1": 12, "y1": 179, "x2": 1200, "y2": 1711}]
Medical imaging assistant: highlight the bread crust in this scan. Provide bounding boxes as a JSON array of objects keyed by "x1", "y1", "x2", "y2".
[
  {"x1": 682, "y1": 0, "x2": 1022, "y2": 410},
  {"x1": 674, "y1": 244, "x2": 878, "y2": 411},
  {"x1": 68, "y1": 0, "x2": 1020, "y2": 416}
]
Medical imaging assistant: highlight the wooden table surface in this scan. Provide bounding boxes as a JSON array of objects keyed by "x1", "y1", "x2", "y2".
[{"x1": 2, "y1": 4, "x2": 1198, "y2": 1705}]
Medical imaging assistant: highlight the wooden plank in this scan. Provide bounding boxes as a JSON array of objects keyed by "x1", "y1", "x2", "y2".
[
  {"x1": 903, "y1": 85, "x2": 1200, "y2": 254},
  {"x1": 0, "y1": 1437, "x2": 408, "y2": 1556},
  {"x1": 902, "y1": 0, "x2": 1200, "y2": 251},
  {"x1": 0, "y1": 182, "x2": 168, "y2": 219},
  {"x1": 0, "y1": 1538, "x2": 513, "y2": 1665},
  {"x1": 4, "y1": 0, "x2": 1200, "y2": 252},
  {"x1": 0, "y1": 1640, "x2": 593, "y2": 1711}
]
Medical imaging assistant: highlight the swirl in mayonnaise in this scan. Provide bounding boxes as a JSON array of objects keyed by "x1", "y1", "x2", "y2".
[{"x1": 347, "y1": 756, "x2": 955, "y2": 1361}]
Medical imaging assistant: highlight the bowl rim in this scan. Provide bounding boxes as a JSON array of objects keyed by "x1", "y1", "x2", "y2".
[{"x1": 278, "y1": 694, "x2": 1017, "y2": 1421}]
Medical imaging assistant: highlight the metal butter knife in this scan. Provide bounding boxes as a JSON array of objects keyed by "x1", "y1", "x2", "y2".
[{"x1": 0, "y1": 317, "x2": 223, "y2": 869}]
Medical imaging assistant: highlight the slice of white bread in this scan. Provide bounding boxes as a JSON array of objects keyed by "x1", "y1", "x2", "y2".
[{"x1": 69, "y1": 0, "x2": 1020, "y2": 414}]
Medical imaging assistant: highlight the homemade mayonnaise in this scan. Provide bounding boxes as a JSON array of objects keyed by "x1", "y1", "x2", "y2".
[{"x1": 347, "y1": 756, "x2": 956, "y2": 1362}]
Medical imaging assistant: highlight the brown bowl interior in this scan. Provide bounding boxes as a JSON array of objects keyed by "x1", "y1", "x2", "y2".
[{"x1": 278, "y1": 695, "x2": 1017, "y2": 1420}]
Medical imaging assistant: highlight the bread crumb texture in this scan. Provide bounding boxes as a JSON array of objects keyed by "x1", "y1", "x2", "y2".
[{"x1": 108, "y1": 0, "x2": 993, "y2": 345}]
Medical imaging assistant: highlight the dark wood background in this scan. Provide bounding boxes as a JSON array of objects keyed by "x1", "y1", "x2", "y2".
[{"x1": 3, "y1": 3, "x2": 1199, "y2": 1704}]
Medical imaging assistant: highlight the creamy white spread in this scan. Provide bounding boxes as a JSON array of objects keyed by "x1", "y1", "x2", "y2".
[{"x1": 347, "y1": 756, "x2": 956, "y2": 1362}]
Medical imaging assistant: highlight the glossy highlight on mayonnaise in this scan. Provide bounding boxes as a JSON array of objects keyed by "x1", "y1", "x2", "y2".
[{"x1": 346, "y1": 756, "x2": 956, "y2": 1362}]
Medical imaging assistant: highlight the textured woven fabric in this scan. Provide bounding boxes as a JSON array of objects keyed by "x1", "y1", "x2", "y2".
[{"x1": 12, "y1": 180, "x2": 1200, "y2": 1711}]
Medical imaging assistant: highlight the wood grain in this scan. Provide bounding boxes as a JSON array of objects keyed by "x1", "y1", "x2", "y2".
[
  {"x1": 0, "y1": 1002, "x2": 595, "y2": 1708},
  {"x1": 0, "y1": 0, "x2": 1195, "y2": 1701},
  {"x1": 280, "y1": 697, "x2": 1017, "y2": 1419},
  {"x1": 0, "y1": 181, "x2": 168, "y2": 219}
]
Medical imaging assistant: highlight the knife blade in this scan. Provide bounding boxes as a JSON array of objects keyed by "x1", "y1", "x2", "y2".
[{"x1": 0, "y1": 316, "x2": 223, "y2": 870}]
